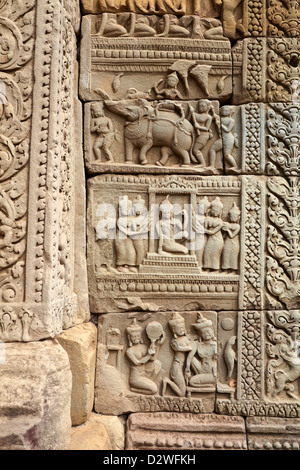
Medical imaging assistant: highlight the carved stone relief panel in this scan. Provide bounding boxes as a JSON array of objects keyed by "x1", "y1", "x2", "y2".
[
  {"x1": 87, "y1": 175, "x2": 265, "y2": 314},
  {"x1": 84, "y1": 99, "x2": 224, "y2": 175},
  {"x1": 94, "y1": 310, "x2": 239, "y2": 415},
  {"x1": 0, "y1": 0, "x2": 89, "y2": 343},
  {"x1": 81, "y1": 1, "x2": 221, "y2": 17},
  {"x1": 233, "y1": 38, "x2": 300, "y2": 104},
  {"x1": 241, "y1": 0, "x2": 300, "y2": 38},
  {"x1": 80, "y1": 15, "x2": 232, "y2": 102},
  {"x1": 126, "y1": 413, "x2": 247, "y2": 450},
  {"x1": 220, "y1": 102, "x2": 300, "y2": 176},
  {"x1": 266, "y1": 176, "x2": 300, "y2": 310},
  {"x1": 217, "y1": 310, "x2": 300, "y2": 418}
]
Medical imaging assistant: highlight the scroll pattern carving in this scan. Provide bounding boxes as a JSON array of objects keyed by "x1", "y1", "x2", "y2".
[
  {"x1": 267, "y1": 38, "x2": 300, "y2": 102},
  {"x1": 0, "y1": 0, "x2": 35, "y2": 304},
  {"x1": 266, "y1": 103, "x2": 300, "y2": 177},
  {"x1": 267, "y1": 0, "x2": 300, "y2": 38},
  {"x1": 266, "y1": 177, "x2": 300, "y2": 309}
]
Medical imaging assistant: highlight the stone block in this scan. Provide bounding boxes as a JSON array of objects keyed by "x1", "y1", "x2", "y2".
[
  {"x1": 126, "y1": 413, "x2": 247, "y2": 450},
  {"x1": 0, "y1": 0, "x2": 89, "y2": 342},
  {"x1": 56, "y1": 322, "x2": 97, "y2": 426},
  {"x1": 0, "y1": 340, "x2": 72, "y2": 450},
  {"x1": 84, "y1": 413, "x2": 126, "y2": 450},
  {"x1": 87, "y1": 174, "x2": 265, "y2": 314},
  {"x1": 247, "y1": 417, "x2": 300, "y2": 451},
  {"x1": 80, "y1": 15, "x2": 232, "y2": 102},
  {"x1": 218, "y1": 102, "x2": 300, "y2": 177},
  {"x1": 84, "y1": 99, "x2": 224, "y2": 175},
  {"x1": 70, "y1": 416, "x2": 113, "y2": 450},
  {"x1": 217, "y1": 310, "x2": 300, "y2": 419},
  {"x1": 233, "y1": 38, "x2": 300, "y2": 104},
  {"x1": 94, "y1": 310, "x2": 237, "y2": 415}
]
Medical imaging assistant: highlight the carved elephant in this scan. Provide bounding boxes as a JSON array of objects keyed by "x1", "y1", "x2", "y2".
[{"x1": 105, "y1": 99, "x2": 194, "y2": 166}]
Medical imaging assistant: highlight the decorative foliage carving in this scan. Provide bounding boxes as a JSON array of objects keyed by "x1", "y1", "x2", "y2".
[
  {"x1": 266, "y1": 103, "x2": 300, "y2": 177},
  {"x1": 266, "y1": 177, "x2": 300, "y2": 309},
  {"x1": 267, "y1": 0, "x2": 300, "y2": 37},
  {"x1": 267, "y1": 38, "x2": 300, "y2": 102}
]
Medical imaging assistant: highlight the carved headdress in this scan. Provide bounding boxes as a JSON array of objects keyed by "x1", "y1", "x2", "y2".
[
  {"x1": 210, "y1": 196, "x2": 223, "y2": 213},
  {"x1": 192, "y1": 313, "x2": 213, "y2": 332},
  {"x1": 228, "y1": 202, "x2": 241, "y2": 220},
  {"x1": 126, "y1": 318, "x2": 143, "y2": 346},
  {"x1": 168, "y1": 312, "x2": 186, "y2": 337}
]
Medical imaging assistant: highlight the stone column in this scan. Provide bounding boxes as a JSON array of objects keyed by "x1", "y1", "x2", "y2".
[{"x1": 0, "y1": 0, "x2": 89, "y2": 343}]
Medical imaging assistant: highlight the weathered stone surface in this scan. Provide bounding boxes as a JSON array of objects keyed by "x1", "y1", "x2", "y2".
[
  {"x1": 0, "y1": 340, "x2": 72, "y2": 450},
  {"x1": 56, "y1": 322, "x2": 97, "y2": 426},
  {"x1": 80, "y1": 15, "x2": 232, "y2": 102},
  {"x1": 87, "y1": 174, "x2": 265, "y2": 313},
  {"x1": 126, "y1": 413, "x2": 247, "y2": 450},
  {"x1": 233, "y1": 38, "x2": 300, "y2": 103},
  {"x1": 0, "y1": 0, "x2": 89, "y2": 343},
  {"x1": 84, "y1": 99, "x2": 223, "y2": 174},
  {"x1": 85, "y1": 413, "x2": 126, "y2": 450},
  {"x1": 247, "y1": 417, "x2": 300, "y2": 450},
  {"x1": 70, "y1": 415, "x2": 113, "y2": 450},
  {"x1": 217, "y1": 310, "x2": 300, "y2": 419},
  {"x1": 81, "y1": 1, "x2": 220, "y2": 17},
  {"x1": 219, "y1": 102, "x2": 300, "y2": 176},
  {"x1": 94, "y1": 310, "x2": 236, "y2": 415}
]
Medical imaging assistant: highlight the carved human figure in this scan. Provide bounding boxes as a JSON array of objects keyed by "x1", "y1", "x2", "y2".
[
  {"x1": 213, "y1": 0, "x2": 243, "y2": 39},
  {"x1": 91, "y1": 102, "x2": 114, "y2": 162},
  {"x1": 221, "y1": 203, "x2": 241, "y2": 272},
  {"x1": 157, "y1": 15, "x2": 190, "y2": 37},
  {"x1": 131, "y1": 14, "x2": 156, "y2": 36},
  {"x1": 185, "y1": 313, "x2": 217, "y2": 388},
  {"x1": 153, "y1": 72, "x2": 183, "y2": 100},
  {"x1": 207, "y1": 112, "x2": 222, "y2": 174},
  {"x1": 130, "y1": 195, "x2": 149, "y2": 266},
  {"x1": 115, "y1": 196, "x2": 137, "y2": 272},
  {"x1": 203, "y1": 197, "x2": 224, "y2": 272},
  {"x1": 125, "y1": 319, "x2": 164, "y2": 395},
  {"x1": 162, "y1": 313, "x2": 193, "y2": 397},
  {"x1": 194, "y1": 196, "x2": 210, "y2": 269},
  {"x1": 156, "y1": 196, "x2": 189, "y2": 256},
  {"x1": 189, "y1": 100, "x2": 214, "y2": 167},
  {"x1": 95, "y1": 12, "x2": 128, "y2": 36},
  {"x1": 220, "y1": 106, "x2": 239, "y2": 173}
]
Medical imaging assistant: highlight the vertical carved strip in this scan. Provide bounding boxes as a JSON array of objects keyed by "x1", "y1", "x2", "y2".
[
  {"x1": 240, "y1": 177, "x2": 264, "y2": 310},
  {"x1": 238, "y1": 311, "x2": 264, "y2": 401}
]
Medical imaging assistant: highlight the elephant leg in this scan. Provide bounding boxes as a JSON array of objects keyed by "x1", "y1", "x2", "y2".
[
  {"x1": 156, "y1": 146, "x2": 173, "y2": 166},
  {"x1": 175, "y1": 148, "x2": 191, "y2": 167},
  {"x1": 125, "y1": 138, "x2": 134, "y2": 163},
  {"x1": 139, "y1": 140, "x2": 153, "y2": 165}
]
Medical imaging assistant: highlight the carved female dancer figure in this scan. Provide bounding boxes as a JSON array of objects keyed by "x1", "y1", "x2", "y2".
[
  {"x1": 126, "y1": 319, "x2": 163, "y2": 395},
  {"x1": 203, "y1": 197, "x2": 224, "y2": 272},
  {"x1": 222, "y1": 202, "x2": 241, "y2": 272},
  {"x1": 162, "y1": 313, "x2": 193, "y2": 397},
  {"x1": 185, "y1": 313, "x2": 217, "y2": 388}
]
